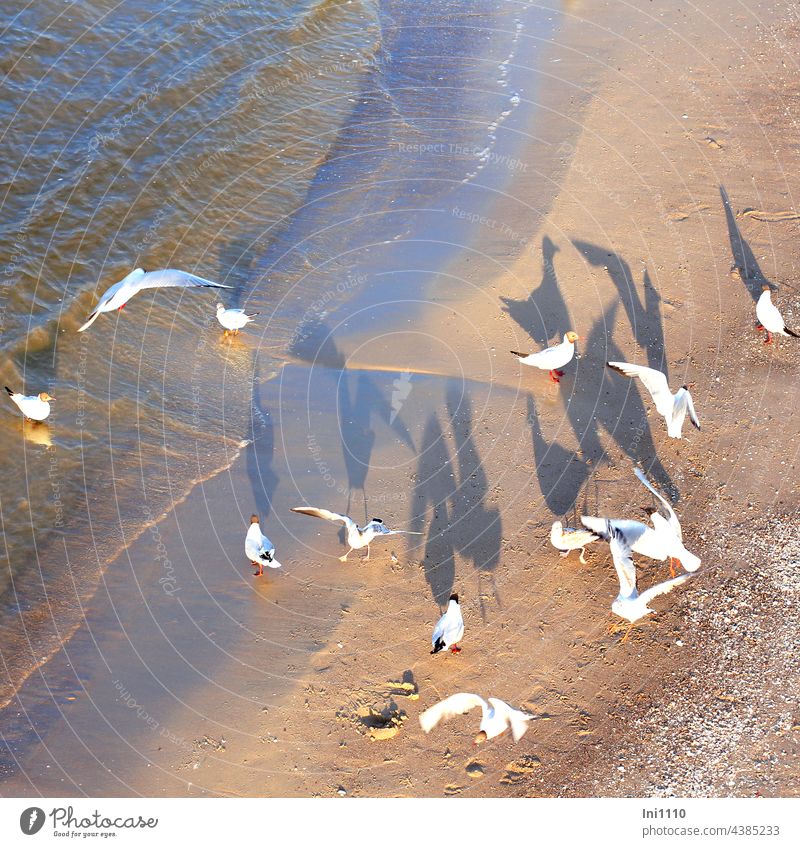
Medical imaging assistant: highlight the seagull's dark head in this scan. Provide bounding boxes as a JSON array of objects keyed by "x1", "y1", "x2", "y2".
[
  {"x1": 250, "y1": 514, "x2": 260, "y2": 524},
  {"x1": 449, "y1": 593, "x2": 459, "y2": 604}
]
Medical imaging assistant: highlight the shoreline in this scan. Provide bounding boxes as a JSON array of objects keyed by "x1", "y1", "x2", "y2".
[{"x1": 3, "y1": 0, "x2": 800, "y2": 798}]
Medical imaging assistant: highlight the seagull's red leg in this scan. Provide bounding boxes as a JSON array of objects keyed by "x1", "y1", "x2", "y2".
[
  {"x1": 450, "y1": 644, "x2": 461, "y2": 653},
  {"x1": 765, "y1": 331, "x2": 773, "y2": 344},
  {"x1": 555, "y1": 370, "x2": 565, "y2": 377},
  {"x1": 756, "y1": 323, "x2": 764, "y2": 332},
  {"x1": 669, "y1": 557, "x2": 678, "y2": 578},
  {"x1": 620, "y1": 623, "x2": 635, "y2": 643},
  {"x1": 548, "y1": 370, "x2": 560, "y2": 383}
]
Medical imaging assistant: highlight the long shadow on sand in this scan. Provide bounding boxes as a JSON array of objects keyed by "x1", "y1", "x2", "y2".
[
  {"x1": 500, "y1": 235, "x2": 570, "y2": 346},
  {"x1": 527, "y1": 395, "x2": 591, "y2": 517},
  {"x1": 411, "y1": 384, "x2": 502, "y2": 616},
  {"x1": 289, "y1": 318, "x2": 415, "y2": 520},
  {"x1": 247, "y1": 375, "x2": 279, "y2": 521},
  {"x1": 720, "y1": 185, "x2": 775, "y2": 302},
  {"x1": 573, "y1": 240, "x2": 667, "y2": 376}
]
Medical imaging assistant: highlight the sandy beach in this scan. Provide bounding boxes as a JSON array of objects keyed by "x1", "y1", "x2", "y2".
[{"x1": 2, "y1": 0, "x2": 799, "y2": 799}]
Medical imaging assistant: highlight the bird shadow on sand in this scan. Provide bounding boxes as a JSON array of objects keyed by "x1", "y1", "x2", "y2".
[
  {"x1": 411, "y1": 382, "x2": 502, "y2": 619},
  {"x1": 289, "y1": 318, "x2": 415, "y2": 522},
  {"x1": 500, "y1": 235, "x2": 570, "y2": 347},
  {"x1": 563, "y1": 300, "x2": 676, "y2": 498},
  {"x1": 572, "y1": 240, "x2": 667, "y2": 378},
  {"x1": 720, "y1": 185, "x2": 775, "y2": 303}
]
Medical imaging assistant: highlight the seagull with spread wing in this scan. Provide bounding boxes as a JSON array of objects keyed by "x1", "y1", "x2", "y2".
[
  {"x1": 580, "y1": 468, "x2": 701, "y2": 576},
  {"x1": 607, "y1": 361, "x2": 700, "y2": 438},
  {"x1": 595, "y1": 522, "x2": 692, "y2": 640},
  {"x1": 78, "y1": 268, "x2": 232, "y2": 331},
  {"x1": 290, "y1": 506, "x2": 420, "y2": 561},
  {"x1": 419, "y1": 693, "x2": 533, "y2": 745}
]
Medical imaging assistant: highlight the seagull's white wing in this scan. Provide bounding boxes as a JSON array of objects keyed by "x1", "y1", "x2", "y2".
[
  {"x1": 638, "y1": 573, "x2": 692, "y2": 605},
  {"x1": 607, "y1": 361, "x2": 674, "y2": 418},
  {"x1": 487, "y1": 698, "x2": 532, "y2": 742},
  {"x1": 419, "y1": 693, "x2": 487, "y2": 734},
  {"x1": 580, "y1": 516, "x2": 649, "y2": 546},
  {"x1": 609, "y1": 525, "x2": 638, "y2": 599},
  {"x1": 634, "y1": 467, "x2": 680, "y2": 537},
  {"x1": 77, "y1": 270, "x2": 146, "y2": 331},
  {"x1": 291, "y1": 506, "x2": 356, "y2": 532},
  {"x1": 134, "y1": 269, "x2": 232, "y2": 291}
]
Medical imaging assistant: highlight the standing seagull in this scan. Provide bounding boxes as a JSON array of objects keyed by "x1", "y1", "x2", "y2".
[
  {"x1": 419, "y1": 693, "x2": 533, "y2": 744},
  {"x1": 511, "y1": 331, "x2": 579, "y2": 383},
  {"x1": 599, "y1": 523, "x2": 692, "y2": 640},
  {"x1": 607, "y1": 361, "x2": 700, "y2": 439},
  {"x1": 290, "y1": 506, "x2": 420, "y2": 561},
  {"x1": 756, "y1": 285, "x2": 800, "y2": 344},
  {"x1": 245, "y1": 515, "x2": 281, "y2": 577},
  {"x1": 5, "y1": 387, "x2": 55, "y2": 421},
  {"x1": 216, "y1": 302, "x2": 258, "y2": 336},
  {"x1": 431, "y1": 594, "x2": 464, "y2": 654},
  {"x1": 77, "y1": 268, "x2": 232, "y2": 332},
  {"x1": 550, "y1": 520, "x2": 599, "y2": 564}
]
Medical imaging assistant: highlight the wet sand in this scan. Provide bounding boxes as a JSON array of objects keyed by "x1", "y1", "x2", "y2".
[{"x1": 3, "y1": 0, "x2": 800, "y2": 797}]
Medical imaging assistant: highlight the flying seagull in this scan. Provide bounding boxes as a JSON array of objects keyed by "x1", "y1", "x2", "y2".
[
  {"x1": 511, "y1": 331, "x2": 579, "y2": 383},
  {"x1": 78, "y1": 268, "x2": 232, "y2": 332},
  {"x1": 597, "y1": 522, "x2": 692, "y2": 639},
  {"x1": 290, "y1": 506, "x2": 421, "y2": 561},
  {"x1": 581, "y1": 468, "x2": 701, "y2": 575},
  {"x1": 419, "y1": 693, "x2": 533, "y2": 744},
  {"x1": 607, "y1": 361, "x2": 700, "y2": 439}
]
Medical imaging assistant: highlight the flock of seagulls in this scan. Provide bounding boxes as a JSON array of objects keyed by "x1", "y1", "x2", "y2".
[{"x1": 4, "y1": 219, "x2": 798, "y2": 755}]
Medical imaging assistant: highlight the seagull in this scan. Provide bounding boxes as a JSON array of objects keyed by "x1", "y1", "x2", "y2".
[
  {"x1": 511, "y1": 331, "x2": 579, "y2": 383},
  {"x1": 598, "y1": 522, "x2": 692, "y2": 639},
  {"x1": 216, "y1": 302, "x2": 258, "y2": 336},
  {"x1": 431, "y1": 594, "x2": 464, "y2": 654},
  {"x1": 756, "y1": 285, "x2": 800, "y2": 344},
  {"x1": 419, "y1": 693, "x2": 533, "y2": 745},
  {"x1": 580, "y1": 469, "x2": 701, "y2": 575},
  {"x1": 550, "y1": 520, "x2": 599, "y2": 564},
  {"x1": 607, "y1": 361, "x2": 700, "y2": 439},
  {"x1": 5, "y1": 386, "x2": 55, "y2": 421},
  {"x1": 290, "y1": 506, "x2": 421, "y2": 561},
  {"x1": 245, "y1": 514, "x2": 281, "y2": 577},
  {"x1": 77, "y1": 268, "x2": 232, "y2": 331}
]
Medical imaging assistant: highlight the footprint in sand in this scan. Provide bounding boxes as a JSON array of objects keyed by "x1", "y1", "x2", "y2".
[
  {"x1": 465, "y1": 761, "x2": 485, "y2": 779},
  {"x1": 501, "y1": 754, "x2": 542, "y2": 784}
]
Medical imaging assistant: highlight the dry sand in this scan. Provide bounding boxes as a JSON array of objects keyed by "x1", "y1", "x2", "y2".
[{"x1": 3, "y1": 0, "x2": 799, "y2": 798}]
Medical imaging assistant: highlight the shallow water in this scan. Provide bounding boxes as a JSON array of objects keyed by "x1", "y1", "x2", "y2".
[{"x1": 0, "y1": 0, "x2": 562, "y2": 719}]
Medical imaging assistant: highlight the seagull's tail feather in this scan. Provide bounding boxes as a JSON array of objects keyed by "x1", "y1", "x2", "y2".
[
  {"x1": 510, "y1": 350, "x2": 528, "y2": 358},
  {"x1": 509, "y1": 711, "x2": 533, "y2": 742},
  {"x1": 5, "y1": 386, "x2": 15, "y2": 397},
  {"x1": 77, "y1": 309, "x2": 101, "y2": 332},
  {"x1": 786, "y1": 326, "x2": 800, "y2": 338},
  {"x1": 430, "y1": 637, "x2": 446, "y2": 655}
]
